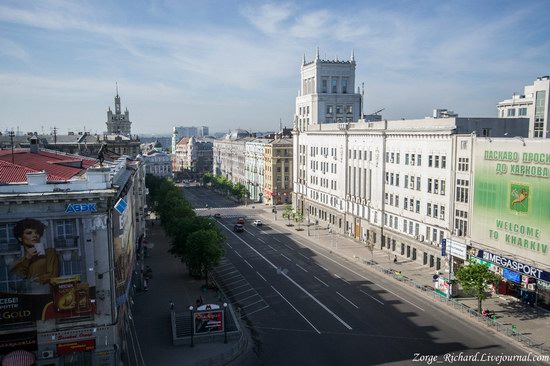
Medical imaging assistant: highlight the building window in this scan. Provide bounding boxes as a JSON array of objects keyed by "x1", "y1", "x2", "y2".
[
  {"x1": 336, "y1": 105, "x2": 343, "y2": 114},
  {"x1": 322, "y1": 79, "x2": 328, "y2": 93},
  {"x1": 456, "y1": 179, "x2": 469, "y2": 203},
  {"x1": 518, "y1": 107, "x2": 528, "y2": 116},
  {"x1": 331, "y1": 78, "x2": 337, "y2": 93},
  {"x1": 507, "y1": 108, "x2": 516, "y2": 117},
  {"x1": 458, "y1": 157, "x2": 469, "y2": 172},
  {"x1": 342, "y1": 78, "x2": 348, "y2": 94},
  {"x1": 326, "y1": 105, "x2": 333, "y2": 115}
]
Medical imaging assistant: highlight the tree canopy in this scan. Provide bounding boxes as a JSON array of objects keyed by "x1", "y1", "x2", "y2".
[
  {"x1": 455, "y1": 261, "x2": 500, "y2": 313},
  {"x1": 146, "y1": 174, "x2": 225, "y2": 282}
]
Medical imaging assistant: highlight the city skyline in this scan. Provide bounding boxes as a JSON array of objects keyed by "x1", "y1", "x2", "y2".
[{"x1": 1, "y1": 0, "x2": 550, "y2": 135}]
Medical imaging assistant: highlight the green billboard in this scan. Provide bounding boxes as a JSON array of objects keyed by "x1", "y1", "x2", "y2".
[{"x1": 472, "y1": 140, "x2": 550, "y2": 265}]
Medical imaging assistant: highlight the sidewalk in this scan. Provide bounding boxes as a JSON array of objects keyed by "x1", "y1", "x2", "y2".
[
  {"x1": 130, "y1": 218, "x2": 248, "y2": 366},
  {"x1": 254, "y1": 206, "x2": 550, "y2": 356}
]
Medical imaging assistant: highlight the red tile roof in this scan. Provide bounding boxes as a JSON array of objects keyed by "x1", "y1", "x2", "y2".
[{"x1": 0, "y1": 149, "x2": 97, "y2": 184}]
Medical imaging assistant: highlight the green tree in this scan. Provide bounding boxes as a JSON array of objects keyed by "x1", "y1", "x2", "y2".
[
  {"x1": 294, "y1": 211, "x2": 304, "y2": 229},
  {"x1": 282, "y1": 205, "x2": 294, "y2": 226},
  {"x1": 455, "y1": 262, "x2": 500, "y2": 313},
  {"x1": 186, "y1": 229, "x2": 225, "y2": 286}
]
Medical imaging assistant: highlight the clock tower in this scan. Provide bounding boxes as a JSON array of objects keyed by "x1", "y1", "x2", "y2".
[{"x1": 106, "y1": 84, "x2": 132, "y2": 135}]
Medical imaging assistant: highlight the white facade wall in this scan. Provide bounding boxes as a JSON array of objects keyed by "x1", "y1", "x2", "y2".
[{"x1": 497, "y1": 76, "x2": 550, "y2": 138}]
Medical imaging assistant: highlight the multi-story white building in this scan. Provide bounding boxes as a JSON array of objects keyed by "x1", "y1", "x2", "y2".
[
  {"x1": 295, "y1": 49, "x2": 362, "y2": 132},
  {"x1": 293, "y1": 53, "x2": 530, "y2": 278},
  {"x1": 141, "y1": 150, "x2": 173, "y2": 178},
  {"x1": 213, "y1": 130, "x2": 254, "y2": 186},
  {"x1": 497, "y1": 76, "x2": 550, "y2": 138},
  {"x1": 173, "y1": 136, "x2": 213, "y2": 180},
  {"x1": 245, "y1": 138, "x2": 271, "y2": 203},
  {"x1": 171, "y1": 126, "x2": 210, "y2": 153}
]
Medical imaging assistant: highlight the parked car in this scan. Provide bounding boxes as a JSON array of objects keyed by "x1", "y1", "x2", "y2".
[
  {"x1": 236, "y1": 217, "x2": 245, "y2": 225},
  {"x1": 233, "y1": 224, "x2": 244, "y2": 232},
  {"x1": 214, "y1": 213, "x2": 222, "y2": 219},
  {"x1": 252, "y1": 219, "x2": 263, "y2": 226}
]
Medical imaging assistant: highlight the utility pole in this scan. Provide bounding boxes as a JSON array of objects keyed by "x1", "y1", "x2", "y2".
[{"x1": 9, "y1": 130, "x2": 15, "y2": 164}]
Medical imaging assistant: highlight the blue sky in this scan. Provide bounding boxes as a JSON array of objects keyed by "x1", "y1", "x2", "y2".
[{"x1": 1, "y1": 0, "x2": 549, "y2": 135}]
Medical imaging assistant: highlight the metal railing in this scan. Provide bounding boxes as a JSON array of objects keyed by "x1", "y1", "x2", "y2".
[{"x1": 364, "y1": 259, "x2": 549, "y2": 356}]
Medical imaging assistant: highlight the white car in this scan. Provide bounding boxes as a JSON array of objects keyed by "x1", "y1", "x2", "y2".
[{"x1": 252, "y1": 219, "x2": 263, "y2": 226}]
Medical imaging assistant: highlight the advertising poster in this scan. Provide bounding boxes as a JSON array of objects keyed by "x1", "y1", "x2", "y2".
[
  {"x1": 112, "y1": 189, "x2": 136, "y2": 307},
  {"x1": 194, "y1": 310, "x2": 224, "y2": 334},
  {"x1": 471, "y1": 140, "x2": 550, "y2": 265},
  {"x1": 0, "y1": 217, "x2": 95, "y2": 326}
]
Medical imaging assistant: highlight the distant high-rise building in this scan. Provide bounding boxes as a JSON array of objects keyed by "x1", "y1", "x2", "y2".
[
  {"x1": 171, "y1": 126, "x2": 209, "y2": 152},
  {"x1": 295, "y1": 48, "x2": 362, "y2": 132},
  {"x1": 106, "y1": 85, "x2": 132, "y2": 135},
  {"x1": 497, "y1": 76, "x2": 550, "y2": 138}
]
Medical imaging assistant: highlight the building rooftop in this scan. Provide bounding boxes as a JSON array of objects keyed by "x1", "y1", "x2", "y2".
[{"x1": 0, "y1": 149, "x2": 97, "y2": 184}]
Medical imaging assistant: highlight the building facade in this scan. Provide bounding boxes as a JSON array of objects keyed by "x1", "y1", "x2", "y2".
[
  {"x1": 0, "y1": 145, "x2": 146, "y2": 365},
  {"x1": 265, "y1": 137, "x2": 293, "y2": 205},
  {"x1": 173, "y1": 136, "x2": 213, "y2": 181},
  {"x1": 497, "y1": 76, "x2": 550, "y2": 138},
  {"x1": 295, "y1": 49, "x2": 362, "y2": 132},
  {"x1": 212, "y1": 130, "x2": 254, "y2": 186}
]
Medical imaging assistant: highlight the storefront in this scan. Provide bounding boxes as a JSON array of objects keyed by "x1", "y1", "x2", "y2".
[
  {"x1": 472, "y1": 249, "x2": 550, "y2": 310},
  {"x1": 37, "y1": 326, "x2": 116, "y2": 366}
]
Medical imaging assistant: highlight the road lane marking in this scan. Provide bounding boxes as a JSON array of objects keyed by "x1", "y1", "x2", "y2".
[
  {"x1": 223, "y1": 224, "x2": 353, "y2": 331},
  {"x1": 333, "y1": 274, "x2": 351, "y2": 285},
  {"x1": 228, "y1": 288, "x2": 254, "y2": 299},
  {"x1": 226, "y1": 278, "x2": 246, "y2": 286},
  {"x1": 292, "y1": 238, "x2": 427, "y2": 312},
  {"x1": 223, "y1": 273, "x2": 243, "y2": 281},
  {"x1": 376, "y1": 284, "x2": 425, "y2": 312},
  {"x1": 267, "y1": 244, "x2": 277, "y2": 251},
  {"x1": 281, "y1": 253, "x2": 292, "y2": 261},
  {"x1": 226, "y1": 243, "x2": 233, "y2": 249},
  {"x1": 336, "y1": 292, "x2": 359, "y2": 309},
  {"x1": 256, "y1": 271, "x2": 267, "y2": 281},
  {"x1": 242, "y1": 299, "x2": 265, "y2": 309},
  {"x1": 314, "y1": 276, "x2": 329, "y2": 287},
  {"x1": 318, "y1": 265, "x2": 329, "y2": 271},
  {"x1": 234, "y1": 251, "x2": 242, "y2": 258},
  {"x1": 257, "y1": 238, "x2": 265, "y2": 243},
  {"x1": 296, "y1": 264, "x2": 308, "y2": 272},
  {"x1": 231, "y1": 283, "x2": 250, "y2": 291},
  {"x1": 271, "y1": 286, "x2": 321, "y2": 335},
  {"x1": 298, "y1": 253, "x2": 310, "y2": 260},
  {"x1": 238, "y1": 293, "x2": 260, "y2": 302},
  {"x1": 243, "y1": 259, "x2": 254, "y2": 269},
  {"x1": 360, "y1": 289, "x2": 384, "y2": 305},
  {"x1": 244, "y1": 305, "x2": 270, "y2": 317}
]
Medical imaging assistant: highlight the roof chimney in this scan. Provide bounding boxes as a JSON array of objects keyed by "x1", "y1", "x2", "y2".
[{"x1": 30, "y1": 134, "x2": 39, "y2": 153}]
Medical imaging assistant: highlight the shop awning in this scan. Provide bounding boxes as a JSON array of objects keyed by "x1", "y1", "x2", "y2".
[{"x1": 1, "y1": 350, "x2": 35, "y2": 366}]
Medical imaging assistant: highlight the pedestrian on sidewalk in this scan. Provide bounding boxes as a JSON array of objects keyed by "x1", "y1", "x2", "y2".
[{"x1": 393, "y1": 255, "x2": 398, "y2": 264}]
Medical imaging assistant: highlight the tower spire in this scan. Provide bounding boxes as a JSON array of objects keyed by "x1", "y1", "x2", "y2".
[
  {"x1": 302, "y1": 53, "x2": 306, "y2": 65},
  {"x1": 351, "y1": 48, "x2": 355, "y2": 62},
  {"x1": 316, "y1": 47, "x2": 320, "y2": 60},
  {"x1": 116, "y1": 82, "x2": 119, "y2": 97}
]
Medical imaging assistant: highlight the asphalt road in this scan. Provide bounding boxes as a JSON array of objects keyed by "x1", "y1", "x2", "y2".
[{"x1": 185, "y1": 186, "x2": 546, "y2": 366}]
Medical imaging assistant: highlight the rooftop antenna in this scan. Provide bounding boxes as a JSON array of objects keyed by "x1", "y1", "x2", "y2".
[
  {"x1": 116, "y1": 82, "x2": 119, "y2": 96},
  {"x1": 279, "y1": 118, "x2": 282, "y2": 132}
]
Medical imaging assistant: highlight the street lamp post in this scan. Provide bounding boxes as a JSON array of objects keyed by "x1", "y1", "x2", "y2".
[
  {"x1": 189, "y1": 305, "x2": 194, "y2": 347},
  {"x1": 223, "y1": 302, "x2": 228, "y2": 344}
]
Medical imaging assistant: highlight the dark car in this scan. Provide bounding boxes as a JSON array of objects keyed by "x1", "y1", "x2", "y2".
[
  {"x1": 233, "y1": 224, "x2": 244, "y2": 232},
  {"x1": 236, "y1": 217, "x2": 245, "y2": 225},
  {"x1": 214, "y1": 213, "x2": 222, "y2": 219}
]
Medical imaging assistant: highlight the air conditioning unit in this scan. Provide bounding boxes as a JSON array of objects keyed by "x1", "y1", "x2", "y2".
[
  {"x1": 454, "y1": 229, "x2": 462, "y2": 236},
  {"x1": 42, "y1": 350, "x2": 54, "y2": 359},
  {"x1": 418, "y1": 235, "x2": 425, "y2": 242},
  {"x1": 440, "y1": 213, "x2": 445, "y2": 220}
]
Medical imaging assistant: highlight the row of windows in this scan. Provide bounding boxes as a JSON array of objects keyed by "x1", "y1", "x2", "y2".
[
  {"x1": 298, "y1": 106, "x2": 311, "y2": 116},
  {"x1": 427, "y1": 203, "x2": 446, "y2": 220},
  {"x1": 427, "y1": 178, "x2": 446, "y2": 195},
  {"x1": 321, "y1": 77, "x2": 349, "y2": 94},
  {"x1": 326, "y1": 104, "x2": 353, "y2": 115},
  {"x1": 383, "y1": 214, "x2": 445, "y2": 244},
  {"x1": 504, "y1": 107, "x2": 528, "y2": 117},
  {"x1": 458, "y1": 157, "x2": 469, "y2": 172},
  {"x1": 428, "y1": 155, "x2": 447, "y2": 168}
]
